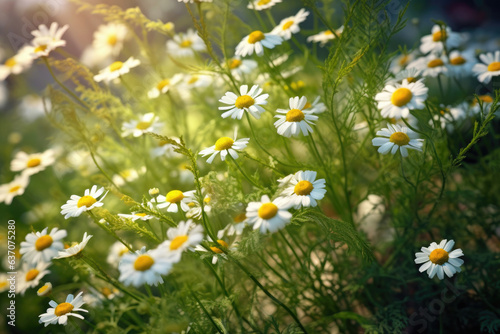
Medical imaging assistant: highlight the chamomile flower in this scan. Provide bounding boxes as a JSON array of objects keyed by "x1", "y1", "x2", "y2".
[
  {"x1": 112, "y1": 167, "x2": 145, "y2": 187},
  {"x1": 225, "y1": 212, "x2": 248, "y2": 236},
  {"x1": 270, "y1": 8, "x2": 309, "y2": 41},
  {"x1": 307, "y1": 26, "x2": 343, "y2": 47},
  {"x1": 246, "y1": 195, "x2": 292, "y2": 234},
  {"x1": 407, "y1": 54, "x2": 448, "y2": 78},
  {"x1": 38, "y1": 292, "x2": 88, "y2": 326},
  {"x1": 10, "y1": 149, "x2": 56, "y2": 176},
  {"x1": 430, "y1": 104, "x2": 467, "y2": 132},
  {"x1": 17, "y1": 262, "x2": 51, "y2": 295},
  {"x1": 118, "y1": 212, "x2": 155, "y2": 221},
  {"x1": 166, "y1": 29, "x2": 206, "y2": 57},
  {"x1": 199, "y1": 129, "x2": 249, "y2": 164},
  {"x1": 0, "y1": 46, "x2": 33, "y2": 81},
  {"x1": 20, "y1": 227, "x2": 67, "y2": 265},
  {"x1": 194, "y1": 230, "x2": 235, "y2": 264},
  {"x1": 470, "y1": 95, "x2": 494, "y2": 115},
  {"x1": 92, "y1": 23, "x2": 128, "y2": 57},
  {"x1": 303, "y1": 96, "x2": 327, "y2": 114},
  {"x1": 227, "y1": 57, "x2": 258, "y2": 77},
  {"x1": 390, "y1": 51, "x2": 416, "y2": 74},
  {"x1": 37, "y1": 282, "x2": 52, "y2": 296},
  {"x1": 472, "y1": 51, "x2": 500, "y2": 84},
  {"x1": 0, "y1": 174, "x2": 30, "y2": 205},
  {"x1": 182, "y1": 73, "x2": 213, "y2": 90},
  {"x1": 235, "y1": 31, "x2": 282, "y2": 57},
  {"x1": 119, "y1": 246, "x2": 173, "y2": 287},
  {"x1": 274, "y1": 96, "x2": 318, "y2": 137},
  {"x1": 447, "y1": 50, "x2": 476, "y2": 78},
  {"x1": 247, "y1": 0, "x2": 282, "y2": 11},
  {"x1": 419, "y1": 24, "x2": 463, "y2": 54},
  {"x1": 60, "y1": 185, "x2": 108, "y2": 219},
  {"x1": 279, "y1": 171, "x2": 327, "y2": 209},
  {"x1": 372, "y1": 123, "x2": 424, "y2": 158},
  {"x1": 387, "y1": 68, "x2": 422, "y2": 85},
  {"x1": 415, "y1": 239, "x2": 464, "y2": 280},
  {"x1": 93, "y1": 57, "x2": 140, "y2": 83},
  {"x1": 159, "y1": 220, "x2": 204, "y2": 262},
  {"x1": 107, "y1": 241, "x2": 130, "y2": 267},
  {"x1": 219, "y1": 84, "x2": 269, "y2": 119},
  {"x1": 121, "y1": 113, "x2": 164, "y2": 137},
  {"x1": 154, "y1": 189, "x2": 196, "y2": 213},
  {"x1": 147, "y1": 74, "x2": 183, "y2": 99},
  {"x1": 30, "y1": 22, "x2": 69, "y2": 58},
  {"x1": 55, "y1": 232, "x2": 92, "y2": 259},
  {"x1": 374, "y1": 79, "x2": 428, "y2": 119}
]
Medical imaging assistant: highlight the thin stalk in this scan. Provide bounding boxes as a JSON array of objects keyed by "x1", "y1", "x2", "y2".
[{"x1": 228, "y1": 154, "x2": 264, "y2": 189}]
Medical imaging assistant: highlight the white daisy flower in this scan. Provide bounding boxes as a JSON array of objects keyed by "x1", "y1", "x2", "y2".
[
  {"x1": 159, "y1": 220, "x2": 204, "y2": 262},
  {"x1": 430, "y1": 104, "x2": 467, "y2": 132},
  {"x1": 186, "y1": 194, "x2": 212, "y2": 220},
  {"x1": 166, "y1": 29, "x2": 206, "y2": 57},
  {"x1": 118, "y1": 212, "x2": 155, "y2": 221},
  {"x1": 407, "y1": 54, "x2": 448, "y2": 78},
  {"x1": 194, "y1": 229, "x2": 236, "y2": 265},
  {"x1": 60, "y1": 185, "x2": 108, "y2": 219},
  {"x1": 419, "y1": 25, "x2": 463, "y2": 54},
  {"x1": 472, "y1": 50, "x2": 500, "y2": 84},
  {"x1": 38, "y1": 291, "x2": 88, "y2": 326},
  {"x1": 0, "y1": 46, "x2": 33, "y2": 81},
  {"x1": 246, "y1": 195, "x2": 293, "y2": 234},
  {"x1": 387, "y1": 68, "x2": 422, "y2": 85},
  {"x1": 30, "y1": 22, "x2": 69, "y2": 58},
  {"x1": 17, "y1": 262, "x2": 51, "y2": 295},
  {"x1": 182, "y1": 73, "x2": 213, "y2": 90},
  {"x1": 303, "y1": 96, "x2": 327, "y2": 114},
  {"x1": 470, "y1": 95, "x2": 494, "y2": 115},
  {"x1": 10, "y1": 149, "x2": 56, "y2": 176},
  {"x1": 20, "y1": 227, "x2": 67, "y2": 265},
  {"x1": 112, "y1": 167, "x2": 145, "y2": 187},
  {"x1": 390, "y1": 51, "x2": 416, "y2": 74},
  {"x1": 270, "y1": 8, "x2": 309, "y2": 41},
  {"x1": 372, "y1": 123, "x2": 424, "y2": 158},
  {"x1": 279, "y1": 170, "x2": 327, "y2": 209},
  {"x1": 225, "y1": 212, "x2": 248, "y2": 236},
  {"x1": 446, "y1": 50, "x2": 477, "y2": 78},
  {"x1": 0, "y1": 174, "x2": 30, "y2": 205},
  {"x1": 93, "y1": 57, "x2": 140, "y2": 83},
  {"x1": 375, "y1": 79, "x2": 428, "y2": 119},
  {"x1": 274, "y1": 96, "x2": 318, "y2": 137},
  {"x1": 228, "y1": 57, "x2": 258, "y2": 77},
  {"x1": 37, "y1": 282, "x2": 53, "y2": 296},
  {"x1": 106, "y1": 241, "x2": 130, "y2": 267},
  {"x1": 121, "y1": 113, "x2": 164, "y2": 137},
  {"x1": 415, "y1": 239, "x2": 464, "y2": 280},
  {"x1": 92, "y1": 23, "x2": 128, "y2": 57},
  {"x1": 307, "y1": 26, "x2": 343, "y2": 47},
  {"x1": 147, "y1": 74, "x2": 183, "y2": 99},
  {"x1": 235, "y1": 30, "x2": 282, "y2": 57},
  {"x1": 55, "y1": 232, "x2": 92, "y2": 259},
  {"x1": 118, "y1": 246, "x2": 173, "y2": 287},
  {"x1": 247, "y1": 0, "x2": 282, "y2": 11},
  {"x1": 219, "y1": 84, "x2": 269, "y2": 119},
  {"x1": 199, "y1": 129, "x2": 249, "y2": 164},
  {"x1": 154, "y1": 189, "x2": 196, "y2": 213}
]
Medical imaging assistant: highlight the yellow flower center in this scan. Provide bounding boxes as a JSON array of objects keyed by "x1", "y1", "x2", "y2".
[
  {"x1": 450, "y1": 56, "x2": 466, "y2": 65},
  {"x1": 286, "y1": 108, "x2": 305, "y2": 122},
  {"x1": 0, "y1": 281, "x2": 7, "y2": 289},
  {"x1": 166, "y1": 190, "x2": 184, "y2": 203},
  {"x1": 429, "y1": 248, "x2": 449, "y2": 265},
  {"x1": 210, "y1": 240, "x2": 229, "y2": 254},
  {"x1": 107, "y1": 34, "x2": 118, "y2": 46},
  {"x1": 257, "y1": 0, "x2": 271, "y2": 5},
  {"x1": 118, "y1": 248, "x2": 129, "y2": 257},
  {"x1": 234, "y1": 213, "x2": 246, "y2": 223},
  {"x1": 135, "y1": 213, "x2": 147, "y2": 217},
  {"x1": 427, "y1": 59, "x2": 444, "y2": 68},
  {"x1": 77, "y1": 195, "x2": 97, "y2": 208},
  {"x1": 248, "y1": 31, "x2": 265, "y2": 44},
  {"x1": 25, "y1": 269, "x2": 39, "y2": 282},
  {"x1": 135, "y1": 121, "x2": 151, "y2": 130},
  {"x1": 157, "y1": 79, "x2": 170, "y2": 91},
  {"x1": 35, "y1": 235, "x2": 53, "y2": 251},
  {"x1": 170, "y1": 235, "x2": 188, "y2": 250},
  {"x1": 180, "y1": 40, "x2": 192, "y2": 48},
  {"x1": 324, "y1": 30, "x2": 334, "y2": 35},
  {"x1": 303, "y1": 102, "x2": 312, "y2": 109},
  {"x1": 204, "y1": 197, "x2": 211, "y2": 204},
  {"x1": 432, "y1": 30, "x2": 447, "y2": 42},
  {"x1": 214, "y1": 137, "x2": 234, "y2": 151},
  {"x1": 5, "y1": 58, "x2": 16, "y2": 68},
  {"x1": 188, "y1": 76, "x2": 199, "y2": 84},
  {"x1": 398, "y1": 54, "x2": 409, "y2": 66},
  {"x1": 407, "y1": 77, "x2": 416, "y2": 83},
  {"x1": 290, "y1": 80, "x2": 305, "y2": 91},
  {"x1": 229, "y1": 59, "x2": 242, "y2": 69},
  {"x1": 101, "y1": 287, "x2": 112, "y2": 297},
  {"x1": 34, "y1": 45, "x2": 47, "y2": 53},
  {"x1": 133, "y1": 254, "x2": 155, "y2": 271},
  {"x1": 9, "y1": 185, "x2": 21, "y2": 193},
  {"x1": 391, "y1": 88, "x2": 413, "y2": 107},
  {"x1": 294, "y1": 180, "x2": 314, "y2": 196},
  {"x1": 109, "y1": 61, "x2": 123, "y2": 72},
  {"x1": 54, "y1": 303, "x2": 74, "y2": 317},
  {"x1": 479, "y1": 95, "x2": 493, "y2": 103},
  {"x1": 389, "y1": 132, "x2": 410, "y2": 146},
  {"x1": 26, "y1": 158, "x2": 41, "y2": 168},
  {"x1": 488, "y1": 61, "x2": 500, "y2": 72},
  {"x1": 258, "y1": 203, "x2": 278, "y2": 220},
  {"x1": 38, "y1": 285, "x2": 49, "y2": 294},
  {"x1": 235, "y1": 95, "x2": 255, "y2": 109},
  {"x1": 282, "y1": 20, "x2": 294, "y2": 30}
]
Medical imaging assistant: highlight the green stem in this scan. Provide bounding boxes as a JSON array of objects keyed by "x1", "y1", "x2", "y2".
[{"x1": 228, "y1": 154, "x2": 263, "y2": 189}]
